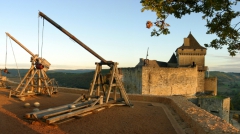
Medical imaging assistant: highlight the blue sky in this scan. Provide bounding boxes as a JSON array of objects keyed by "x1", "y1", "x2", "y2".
[{"x1": 0, "y1": 1, "x2": 239, "y2": 72}]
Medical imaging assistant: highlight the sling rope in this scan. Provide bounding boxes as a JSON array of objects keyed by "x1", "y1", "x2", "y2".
[
  {"x1": 41, "y1": 18, "x2": 44, "y2": 58},
  {"x1": 38, "y1": 17, "x2": 44, "y2": 58},
  {"x1": 38, "y1": 16, "x2": 40, "y2": 56},
  {"x1": 8, "y1": 37, "x2": 22, "y2": 82},
  {"x1": 5, "y1": 34, "x2": 8, "y2": 68}
]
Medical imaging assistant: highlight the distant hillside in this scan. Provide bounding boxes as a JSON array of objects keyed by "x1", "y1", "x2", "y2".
[
  {"x1": 1, "y1": 69, "x2": 29, "y2": 78},
  {"x1": 208, "y1": 71, "x2": 240, "y2": 93},
  {"x1": 208, "y1": 71, "x2": 240, "y2": 82},
  {"x1": 3, "y1": 69, "x2": 240, "y2": 90},
  {"x1": 3, "y1": 69, "x2": 109, "y2": 89},
  {"x1": 4, "y1": 69, "x2": 240, "y2": 110},
  {"x1": 48, "y1": 69, "x2": 94, "y2": 74},
  {"x1": 1, "y1": 69, "x2": 94, "y2": 78},
  {"x1": 47, "y1": 69, "x2": 110, "y2": 89}
]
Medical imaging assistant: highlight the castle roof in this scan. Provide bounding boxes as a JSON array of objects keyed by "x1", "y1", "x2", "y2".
[
  {"x1": 176, "y1": 32, "x2": 206, "y2": 50},
  {"x1": 168, "y1": 53, "x2": 177, "y2": 63}
]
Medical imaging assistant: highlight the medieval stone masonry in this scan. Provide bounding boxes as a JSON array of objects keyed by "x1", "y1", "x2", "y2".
[
  {"x1": 121, "y1": 32, "x2": 217, "y2": 96},
  {"x1": 121, "y1": 33, "x2": 232, "y2": 122}
]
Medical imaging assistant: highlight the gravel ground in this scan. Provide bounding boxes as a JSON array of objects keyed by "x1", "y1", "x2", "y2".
[{"x1": 0, "y1": 87, "x2": 183, "y2": 134}]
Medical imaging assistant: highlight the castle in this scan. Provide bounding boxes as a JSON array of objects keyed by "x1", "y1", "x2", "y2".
[
  {"x1": 121, "y1": 33, "x2": 231, "y2": 122},
  {"x1": 121, "y1": 32, "x2": 217, "y2": 96}
]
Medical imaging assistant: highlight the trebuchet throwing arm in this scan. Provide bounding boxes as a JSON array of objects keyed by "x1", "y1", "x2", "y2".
[
  {"x1": 6, "y1": 32, "x2": 35, "y2": 57},
  {"x1": 38, "y1": 11, "x2": 110, "y2": 65}
]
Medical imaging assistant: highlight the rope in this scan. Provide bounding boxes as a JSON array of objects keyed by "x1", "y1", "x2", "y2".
[
  {"x1": 9, "y1": 38, "x2": 22, "y2": 82},
  {"x1": 5, "y1": 34, "x2": 8, "y2": 68},
  {"x1": 38, "y1": 16, "x2": 40, "y2": 56},
  {"x1": 41, "y1": 18, "x2": 44, "y2": 58}
]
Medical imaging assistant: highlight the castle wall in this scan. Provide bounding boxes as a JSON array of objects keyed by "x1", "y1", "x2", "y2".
[
  {"x1": 197, "y1": 71, "x2": 205, "y2": 92},
  {"x1": 141, "y1": 66, "x2": 198, "y2": 96},
  {"x1": 204, "y1": 77, "x2": 217, "y2": 95},
  {"x1": 178, "y1": 54, "x2": 205, "y2": 67},
  {"x1": 198, "y1": 97, "x2": 230, "y2": 123},
  {"x1": 121, "y1": 67, "x2": 142, "y2": 94},
  {"x1": 223, "y1": 98, "x2": 230, "y2": 122}
]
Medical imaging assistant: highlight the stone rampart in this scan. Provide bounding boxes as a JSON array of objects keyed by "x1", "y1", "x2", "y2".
[
  {"x1": 121, "y1": 67, "x2": 142, "y2": 94},
  {"x1": 198, "y1": 96, "x2": 230, "y2": 123},
  {"x1": 141, "y1": 66, "x2": 198, "y2": 96},
  {"x1": 128, "y1": 95, "x2": 239, "y2": 134},
  {"x1": 197, "y1": 71, "x2": 205, "y2": 92},
  {"x1": 204, "y1": 77, "x2": 217, "y2": 95}
]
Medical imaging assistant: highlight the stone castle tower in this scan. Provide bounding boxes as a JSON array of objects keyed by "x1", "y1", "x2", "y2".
[
  {"x1": 176, "y1": 32, "x2": 207, "y2": 71},
  {"x1": 121, "y1": 32, "x2": 217, "y2": 96}
]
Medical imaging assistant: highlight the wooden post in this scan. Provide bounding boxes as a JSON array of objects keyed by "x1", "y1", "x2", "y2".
[
  {"x1": 14, "y1": 65, "x2": 35, "y2": 92},
  {"x1": 113, "y1": 87, "x2": 117, "y2": 101},
  {"x1": 105, "y1": 64, "x2": 116, "y2": 103},
  {"x1": 37, "y1": 70, "x2": 41, "y2": 93},
  {"x1": 19, "y1": 69, "x2": 38, "y2": 95},
  {"x1": 89, "y1": 64, "x2": 100, "y2": 96},
  {"x1": 41, "y1": 69, "x2": 50, "y2": 96}
]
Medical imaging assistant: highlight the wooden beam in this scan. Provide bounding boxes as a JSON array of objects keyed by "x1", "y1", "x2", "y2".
[{"x1": 46, "y1": 100, "x2": 115, "y2": 124}]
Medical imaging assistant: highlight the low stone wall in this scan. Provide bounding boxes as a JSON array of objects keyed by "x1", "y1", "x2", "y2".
[
  {"x1": 129, "y1": 95, "x2": 239, "y2": 134},
  {"x1": 58, "y1": 88, "x2": 239, "y2": 134}
]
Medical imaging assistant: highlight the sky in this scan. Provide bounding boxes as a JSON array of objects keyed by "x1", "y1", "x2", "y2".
[{"x1": 0, "y1": 1, "x2": 239, "y2": 72}]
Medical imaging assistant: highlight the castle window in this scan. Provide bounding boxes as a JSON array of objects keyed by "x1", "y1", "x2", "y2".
[
  {"x1": 194, "y1": 49, "x2": 196, "y2": 51},
  {"x1": 210, "y1": 110, "x2": 219, "y2": 114},
  {"x1": 182, "y1": 49, "x2": 184, "y2": 51}
]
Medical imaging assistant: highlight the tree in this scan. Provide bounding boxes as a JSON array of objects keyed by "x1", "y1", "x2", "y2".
[{"x1": 141, "y1": 0, "x2": 240, "y2": 56}]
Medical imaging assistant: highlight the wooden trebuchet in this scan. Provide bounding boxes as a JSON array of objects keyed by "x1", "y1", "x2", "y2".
[
  {"x1": 6, "y1": 32, "x2": 58, "y2": 99},
  {"x1": 24, "y1": 11, "x2": 133, "y2": 124},
  {"x1": 38, "y1": 11, "x2": 132, "y2": 106}
]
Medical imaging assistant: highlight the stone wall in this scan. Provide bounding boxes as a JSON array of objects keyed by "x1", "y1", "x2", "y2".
[
  {"x1": 204, "y1": 77, "x2": 217, "y2": 95},
  {"x1": 197, "y1": 71, "x2": 205, "y2": 92},
  {"x1": 121, "y1": 66, "x2": 216, "y2": 96},
  {"x1": 223, "y1": 97, "x2": 230, "y2": 122},
  {"x1": 121, "y1": 67, "x2": 142, "y2": 94},
  {"x1": 128, "y1": 95, "x2": 238, "y2": 134},
  {"x1": 141, "y1": 66, "x2": 198, "y2": 96},
  {"x1": 198, "y1": 96, "x2": 230, "y2": 122}
]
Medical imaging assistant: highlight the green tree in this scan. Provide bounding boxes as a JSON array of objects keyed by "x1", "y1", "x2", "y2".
[{"x1": 141, "y1": 0, "x2": 240, "y2": 56}]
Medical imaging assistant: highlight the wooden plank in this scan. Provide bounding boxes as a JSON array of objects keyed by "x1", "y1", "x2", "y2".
[
  {"x1": 46, "y1": 100, "x2": 115, "y2": 124},
  {"x1": 73, "y1": 95, "x2": 85, "y2": 104},
  {"x1": 42, "y1": 104, "x2": 89, "y2": 119},
  {"x1": 74, "y1": 112, "x2": 93, "y2": 118},
  {"x1": 94, "y1": 107, "x2": 105, "y2": 112},
  {"x1": 107, "y1": 103, "x2": 125, "y2": 108},
  {"x1": 25, "y1": 100, "x2": 96, "y2": 119},
  {"x1": 90, "y1": 96, "x2": 103, "y2": 107}
]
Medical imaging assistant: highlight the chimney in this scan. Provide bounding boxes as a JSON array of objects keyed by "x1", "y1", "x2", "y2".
[{"x1": 184, "y1": 38, "x2": 190, "y2": 46}]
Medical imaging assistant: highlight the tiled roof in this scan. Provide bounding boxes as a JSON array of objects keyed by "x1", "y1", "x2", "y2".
[
  {"x1": 168, "y1": 53, "x2": 177, "y2": 63},
  {"x1": 176, "y1": 32, "x2": 206, "y2": 50},
  {"x1": 156, "y1": 61, "x2": 168, "y2": 67}
]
